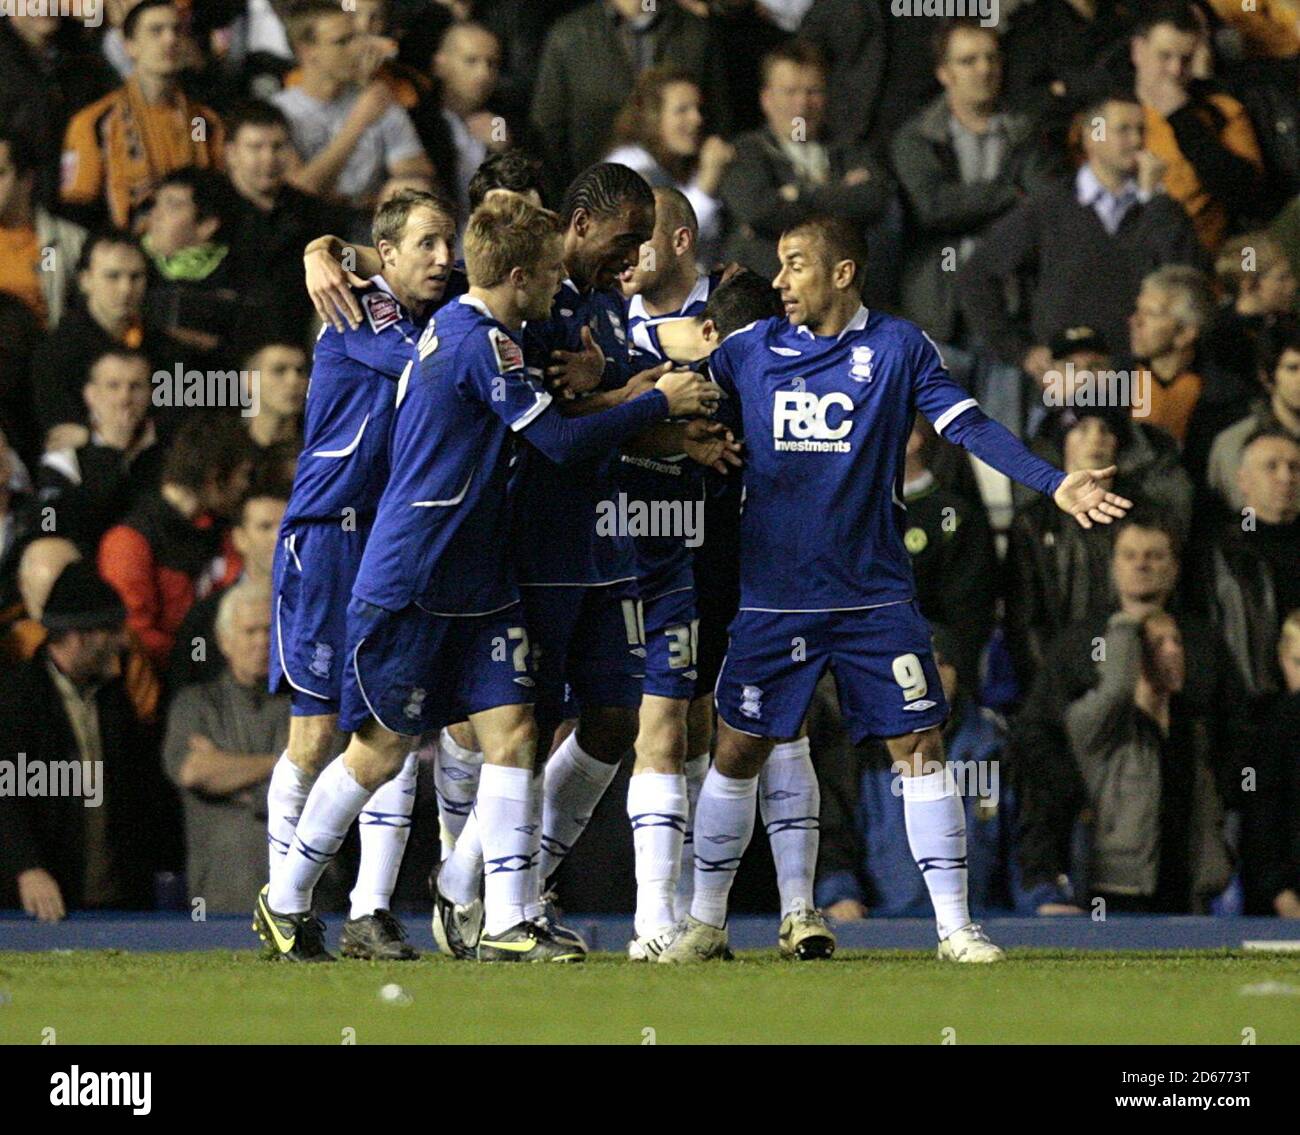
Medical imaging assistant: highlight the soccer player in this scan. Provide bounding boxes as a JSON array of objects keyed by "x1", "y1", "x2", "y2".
[
  {"x1": 258, "y1": 193, "x2": 719, "y2": 962},
  {"x1": 658, "y1": 216, "x2": 1132, "y2": 964},
  {"x1": 260, "y1": 189, "x2": 457, "y2": 961}
]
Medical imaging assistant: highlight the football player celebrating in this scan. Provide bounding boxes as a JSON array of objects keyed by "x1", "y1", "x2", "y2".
[
  {"x1": 659, "y1": 216, "x2": 1131, "y2": 964},
  {"x1": 261, "y1": 190, "x2": 457, "y2": 961},
  {"x1": 258, "y1": 194, "x2": 719, "y2": 962}
]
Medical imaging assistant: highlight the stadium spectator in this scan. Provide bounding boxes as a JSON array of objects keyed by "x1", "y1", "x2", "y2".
[
  {"x1": 240, "y1": 341, "x2": 308, "y2": 453},
  {"x1": 220, "y1": 100, "x2": 346, "y2": 346},
  {"x1": 530, "y1": 0, "x2": 729, "y2": 197},
  {"x1": 892, "y1": 19, "x2": 1055, "y2": 345},
  {"x1": 1205, "y1": 0, "x2": 1300, "y2": 60},
  {"x1": 168, "y1": 479, "x2": 288, "y2": 692},
  {"x1": 958, "y1": 89, "x2": 1204, "y2": 383},
  {"x1": 1190, "y1": 429, "x2": 1300, "y2": 703},
  {"x1": 1203, "y1": 230, "x2": 1297, "y2": 385},
  {"x1": 138, "y1": 166, "x2": 241, "y2": 359},
  {"x1": 272, "y1": 0, "x2": 431, "y2": 210},
  {"x1": 1241, "y1": 609, "x2": 1300, "y2": 917},
  {"x1": 1125, "y1": 264, "x2": 1217, "y2": 446},
  {"x1": 1206, "y1": 321, "x2": 1300, "y2": 512},
  {"x1": 0, "y1": 444, "x2": 38, "y2": 614},
  {"x1": 719, "y1": 40, "x2": 894, "y2": 290},
  {"x1": 1063, "y1": 607, "x2": 1232, "y2": 913},
  {"x1": 900, "y1": 416, "x2": 997, "y2": 696},
  {"x1": 700, "y1": 0, "x2": 790, "y2": 137},
  {"x1": 0, "y1": 560, "x2": 179, "y2": 919},
  {"x1": 0, "y1": 294, "x2": 45, "y2": 464},
  {"x1": 606, "y1": 67, "x2": 734, "y2": 270},
  {"x1": 163, "y1": 578, "x2": 289, "y2": 913},
  {"x1": 1128, "y1": 3, "x2": 1266, "y2": 250},
  {"x1": 0, "y1": 131, "x2": 87, "y2": 330},
  {"x1": 37, "y1": 349, "x2": 162, "y2": 557},
  {"x1": 424, "y1": 22, "x2": 512, "y2": 231},
  {"x1": 814, "y1": 628, "x2": 1019, "y2": 921},
  {"x1": 98, "y1": 415, "x2": 252, "y2": 671},
  {"x1": 29, "y1": 232, "x2": 181, "y2": 446},
  {"x1": 0, "y1": 9, "x2": 117, "y2": 207},
  {"x1": 1, "y1": 537, "x2": 82, "y2": 669},
  {"x1": 59, "y1": 0, "x2": 225, "y2": 230}
]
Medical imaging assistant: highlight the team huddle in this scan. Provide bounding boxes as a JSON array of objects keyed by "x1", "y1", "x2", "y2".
[{"x1": 252, "y1": 153, "x2": 1130, "y2": 965}]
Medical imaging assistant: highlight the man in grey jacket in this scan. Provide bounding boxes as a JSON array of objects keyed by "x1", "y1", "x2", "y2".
[{"x1": 1064, "y1": 608, "x2": 1231, "y2": 913}]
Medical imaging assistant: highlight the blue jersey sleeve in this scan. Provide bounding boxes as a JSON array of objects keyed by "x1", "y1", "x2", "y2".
[
  {"x1": 458, "y1": 324, "x2": 553, "y2": 432},
  {"x1": 521, "y1": 390, "x2": 671, "y2": 466},
  {"x1": 910, "y1": 329, "x2": 1064, "y2": 499},
  {"x1": 708, "y1": 322, "x2": 759, "y2": 436}
]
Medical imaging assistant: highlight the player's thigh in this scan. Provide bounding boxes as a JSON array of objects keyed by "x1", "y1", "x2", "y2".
[
  {"x1": 830, "y1": 601, "x2": 949, "y2": 745},
  {"x1": 450, "y1": 602, "x2": 539, "y2": 740},
  {"x1": 633, "y1": 693, "x2": 689, "y2": 773},
  {"x1": 714, "y1": 609, "x2": 828, "y2": 750}
]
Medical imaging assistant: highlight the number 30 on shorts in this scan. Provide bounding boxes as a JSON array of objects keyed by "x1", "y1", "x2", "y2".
[
  {"x1": 666, "y1": 619, "x2": 699, "y2": 670},
  {"x1": 891, "y1": 653, "x2": 928, "y2": 701}
]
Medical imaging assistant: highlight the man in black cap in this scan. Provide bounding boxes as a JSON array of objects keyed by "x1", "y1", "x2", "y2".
[{"x1": 0, "y1": 560, "x2": 179, "y2": 920}]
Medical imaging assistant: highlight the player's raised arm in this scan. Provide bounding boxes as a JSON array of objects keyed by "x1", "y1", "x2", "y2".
[{"x1": 303, "y1": 234, "x2": 383, "y2": 331}]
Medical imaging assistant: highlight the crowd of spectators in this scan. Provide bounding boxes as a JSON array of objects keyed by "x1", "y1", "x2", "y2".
[{"x1": 1, "y1": 0, "x2": 1298, "y2": 925}]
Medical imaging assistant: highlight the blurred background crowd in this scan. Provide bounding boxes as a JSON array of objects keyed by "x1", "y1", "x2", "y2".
[{"x1": 0, "y1": 0, "x2": 1298, "y2": 925}]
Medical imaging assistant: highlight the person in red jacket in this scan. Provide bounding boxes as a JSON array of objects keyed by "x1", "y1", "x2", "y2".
[{"x1": 99, "y1": 414, "x2": 252, "y2": 673}]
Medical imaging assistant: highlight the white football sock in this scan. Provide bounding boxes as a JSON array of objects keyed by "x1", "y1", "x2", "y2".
[
  {"x1": 539, "y1": 732, "x2": 620, "y2": 879},
  {"x1": 689, "y1": 768, "x2": 757, "y2": 929},
  {"x1": 628, "y1": 771, "x2": 688, "y2": 937},
  {"x1": 348, "y1": 750, "x2": 417, "y2": 919},
  {"x1": 522, "y1": 770, "x2": 546, "y2": 921},
  {"x1": 267, "y1": 751, "x2": 314, "y2": 876},
  {"x1": 760, "y1": 738, "x2": 820, "y2": 917},
  {"x1": 435, "y1": 728, "x2": 483, "y2": 860},
  {"x1": 438, "y1": 806, "x2": 482, "y2": 907},
  {"x1": 478, "y1": 763, "x2": 535, "y2": 936},
  {"x1": 901, "y1": 766, "x2": 971, "y2": 940},
  {"x1": 269, "y1": 756, "x2": 372, "y2": 913},
  {"x1": 674, "y1": 752, "x2": 709, "y2": 920}
]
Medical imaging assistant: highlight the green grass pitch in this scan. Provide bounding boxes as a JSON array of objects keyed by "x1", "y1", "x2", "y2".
[{"x1": 2, "y1": 950, "x2": 1298, "y2": 1044}]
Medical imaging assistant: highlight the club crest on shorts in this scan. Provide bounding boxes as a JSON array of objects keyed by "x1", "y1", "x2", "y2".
[
  {"x1": 403, "y1": 687, "x2": 427, "y2": 720},
  {"x1": 308, "y1": 642, "x2": 334, "y2": 679},
  {"x1": 740, "y1": 684, "x2": 763, "y2": 719}
]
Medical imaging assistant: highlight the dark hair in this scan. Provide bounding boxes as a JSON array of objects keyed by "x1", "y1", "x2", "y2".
[
  {"x1": 703, "y1": 270, "x2": 782, "y2": 338},
  {"x1": 223, "y1": 99, "x2": 292, "y2": 142},
  {"x1": 1114, "y1": 506, "x2": 1182, "y2": 559},
  {"x1": 931, "y1": 17, "x2": 999, "y2": 69},
  {"x1": 238, "y1": 471, "x2": 292, "y2": 522},
  {"x1": 285, "y1": 0, "x2": 348, "y2": 49},
  {"x1": 468, "y1": 149, "x2": 545, "y2": 211},
  {"x1": 85, "y1": 347, "x2": 151, "y2": 388},
  {"x1": 560, "y1": 162, "x2": 654, "y2": 226},
  {"x1": 123, "y1": 0, "x2": 176, "y2": 41},
  {"x1": 1256, "y1": 316, "x2": 1300, "y2": 383},
  {"x1": 0, "y1": 131, "x2": 37, "y2": 176},
  {"x1": 654, "y1": 186, "x2": 698, "y2": 242},
  {"x1": 1076, "y1": 85, "x2": 1142, "y2": 126},
  {"x1": 76, "y1": 230, "x2": 145, "y2": 273},
  {"x1": 760, "y1": 39, "x2": 826, "y2": 88},
  {"x1": 1241, "y1": 425, "x2": 1300, "y2": 456},
  {"x1": 153, "y1": 166, "x2": 234, "y2": 226},
  {"x1": 240, "y1": 339, "x2": 307, "y2": 371},
  {"x1": 781, "y1": 214, "x2": 869, "y2": 295},
  {"x1": 162, "y1": 415, "x2": 255, "y2": 493},
  {"x1": 1133, "y1": 1, "x2": 1202, "y2": 38}
]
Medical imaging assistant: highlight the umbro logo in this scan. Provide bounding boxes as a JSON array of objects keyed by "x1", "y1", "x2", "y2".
[
  {"x1": 512, "y1": 676, "x2": 535, "y2": 687},
  {"x1": 903, "y1": 699, "x2": 937, "y2": 712},
  {"x1": 769, "y1": 346, "x2": 801, "y2": 357}
]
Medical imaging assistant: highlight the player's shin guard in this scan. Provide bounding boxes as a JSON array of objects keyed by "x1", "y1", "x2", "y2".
[
  {"x1": 901, "y1": 766, "x2": 971, "y2": 940},
  {"x1": 690, "y1": 768, "x2": 758, "y2": 929},
  {"x1": 348, "y1": 750, "x2": 417, "y2": 919},
  {"x1": 760, "y1": 738, "x2": 820, "y2": 917},
  {"x1": 267, "y1": 751, "x2": 315, "y2": 876},
  {"x1": 269, "y1": 757, "x2": 372, "y2": 913},
  {"x1": 628, "y1": 771, "x2": 688, "y2": 937},
  {"x1": 539, "y1": 732, "x2": 620, "y2": 880},
  {"x1": 675, "y1": 752, "x2": 709, "y2": 920},
  {"x1": 478, "y1": 764, "x2": 535, "y2": 936},
  {"x1": 435, "y1": 728, "x2": 483, "y2": 860}
]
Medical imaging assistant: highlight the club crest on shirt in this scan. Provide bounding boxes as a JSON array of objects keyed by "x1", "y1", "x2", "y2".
[
  {"x1": 850, "y1": 345, "x2": 874, "y2": 383},
  {"x1": 607, "y1": 310, "x2": 626, "y2": 346},
  {"x1": 363, "y1": 290, "x2": 401, "y2": 334},
  {"x1": 490, "y1": 327, "x2": 524, "y2": 373}
]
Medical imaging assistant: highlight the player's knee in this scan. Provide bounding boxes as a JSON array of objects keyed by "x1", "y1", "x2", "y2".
[
  {"x1": 887, "y1": 727, "x2": 945, "y2": 777},
  {"x1": 713, "y1": 721, "x2": 769, "y2": 780},
  {"x1": 446, "y1": 719, "x2": 479, "y2": 752},
  {"x1": 633, "y1": 700, "x2": 688, "y2": 773},
  {"x1": 286, "y1": 714, "x2": 338, "y2": 774},
  {"x1": 481, "y1": 717, "x2": 538, "y2": 770},
  {"x1": 576, "y1": 706, "x2": 638, "y2": 763}
]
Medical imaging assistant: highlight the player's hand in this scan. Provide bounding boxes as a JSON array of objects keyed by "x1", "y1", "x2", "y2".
[
  {"x1": 546, "y1": 326, "x2": 606, "y2": 398},
  {"x1": 655, "y1": 368, "x2": 722, "y2": 417},
  {"x1": 825, "y1": 899, "x2": 868, "y2": 923},
  {"x1": 1054, "y1": 466, "x2": 1132, "y2": 529},
  {"x1": 305, "y1": 247, "x2": 366, "y2": 332},
  {"x1": 18, "y1": 868, "x2": 66, "y2": 922},
  {"x1": 683, "y1": 420, "x2": 742, "y2": 474}
]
